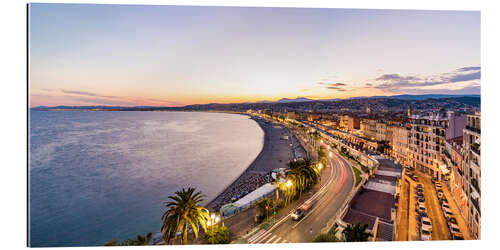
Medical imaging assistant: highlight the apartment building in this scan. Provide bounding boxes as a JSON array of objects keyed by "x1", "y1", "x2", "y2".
[
  {"x1": 443, "y1": 136, "x2": 468, "y2": 223},
  {"x1": 391, "y1": 125, "x2": 410, "y2": 166},
  {"x1": 462, "y1": 112, "x2": 481, "y2": 239},
  {"x1": 376, "y1": 122, "x2": 388, "y2": 142},
  {"x1": 360, "y1": 118, "x2": 377, "y2": 140},
  {"x1": 340, "y1": 115, "x2": 360, "y2": 131},
  {"x1": 408, "y1": 112, "x2": 448, "y2": 179}
]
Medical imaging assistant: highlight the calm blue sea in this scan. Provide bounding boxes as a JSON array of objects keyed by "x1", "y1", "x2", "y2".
[{"x1": 28, "y1": 111, "x2": 264, "y2": 247}]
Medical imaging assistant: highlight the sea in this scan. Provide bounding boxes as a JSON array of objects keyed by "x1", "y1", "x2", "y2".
[{"x1": 28, "y1": 111, "x2": 264, "y2": 247}]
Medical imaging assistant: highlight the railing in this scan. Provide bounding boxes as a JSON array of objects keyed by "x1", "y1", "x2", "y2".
[
  {"x1": 466, "y1": 125, "x2": 481, "y2": 134},
  {"x1": 471, "y1": 178, "x2": 481, "y2": 194},
  {"x1": 471, "y1": 143, "x2": 480, "y2": 156},
  {"x1": 471, "y1": 198, "x2": 481, "y2": 215}
]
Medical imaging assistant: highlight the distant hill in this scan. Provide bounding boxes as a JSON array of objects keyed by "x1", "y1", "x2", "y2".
[{"x1": 277, "y1": 97, "x2": 313, "y2": 103}]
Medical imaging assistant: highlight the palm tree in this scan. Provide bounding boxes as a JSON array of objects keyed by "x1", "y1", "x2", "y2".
[
  {"x1": 161, "y1": 187, "x2": 210, "y2": 245},
  {"x1": 255, "y1": 197, "x2": 274, "y2": 219},
  {"x1": 275, "y1": 172, "x2": 282, "y2": 201},
  {"x1": 342, "y1": 223, "x2": 372, "y2": 242}
]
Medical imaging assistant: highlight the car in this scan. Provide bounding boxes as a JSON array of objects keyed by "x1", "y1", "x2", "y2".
[
  {"x1": 291, "y1": 200, "x2": 313, "y2": 221},
  {"x1": 449, "y1": 223, "x2": 460, "y2": 233},
  {"x1": 418, "y1": 198, "x2": 425, "y2": 203},
  {"x1": 421, "y1": 217, "x2": 432, "y2": 232},
  {"x1": 291, "y1": 208, "x2": 305, "y2": 221},
  {"x1": 451, "y1": 232, "x2": 464, "y2": 240},
  {"x1": 442, "y1": 202, "x2": 450, "y2": 209},
  {"x1": 448, "y1": 216, "x2": 458, "y2": 224},
  {"x1": 442, "y1": 207, "x2": 453, "y2": 218},
  {"x1": 437, "y1": 192, "x2": 444, "y2": 199},
  {"x1": 419, "y1": 204, "x2": 427, "y2": 213},
  {"x1": 421, "y1": 229, "x2": 432, "y2": 241}
]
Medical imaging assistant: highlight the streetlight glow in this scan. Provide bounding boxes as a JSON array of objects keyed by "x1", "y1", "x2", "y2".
[
  {"x1": 329, "y1": 152, "x2": 333, "y2": 158},
  {"x1": 211, "y1": 213, "x2": 215, "y2": 220},
  {"x1": 318, "y1": 163, "x2": 323, "y2": 170},
  {"x1": 286, "y1": 180, "x2": 292, "y2": 188}
]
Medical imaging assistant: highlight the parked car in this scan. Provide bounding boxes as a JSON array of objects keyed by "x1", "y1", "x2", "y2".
[
  {"x1": 451, "y1": 232, "x2": 464, "y2": 240},
  {"x1": 449, "y1": 223, "x2": 460, "y2": 234},
  {"x1": 421, "y1": 229, "x2": 432, "y2": 241},
  {"x1": 421, "y1": 217, "x2": 432, "y2": 232},
  {"x1": 448, "y1": 216, "x2": 458, "y2": 224},
  {"x1": 442, "y1": 207, "x2": 453, "y2": 218},
  {"x1": 437, "y1": 192, "x2": 444, "y2": 200}
]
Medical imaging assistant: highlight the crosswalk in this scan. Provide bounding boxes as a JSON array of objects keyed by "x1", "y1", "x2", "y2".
[{"x1": 244, "y1": 229, "x2": 289, "y2": 244}]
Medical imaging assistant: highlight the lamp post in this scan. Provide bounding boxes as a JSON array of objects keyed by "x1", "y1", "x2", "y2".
[{"x1": 210, "y1": 213, "x2": 215, "y2": 244}]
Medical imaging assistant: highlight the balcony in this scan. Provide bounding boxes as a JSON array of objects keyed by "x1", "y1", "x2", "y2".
[
  {"x1": 471, "y1": 197, "x2": 481, "y2": 215},
  {"x1": 471, "y1": 178, "x2": 481, "y2": 194},
  {"x1": 466, "y1": 125, "x2": 481, "y2": 134},
  {"x1": 471, "y1": 143, "x2": 480, "y2": 156}
]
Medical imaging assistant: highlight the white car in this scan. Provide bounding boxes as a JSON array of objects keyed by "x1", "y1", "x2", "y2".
[
  {"x1": 421, "y1": 217, "x2": 432, "y2": 232},
  {"x1": 421, "y1": 229, "x2": 431, "y2": 241}
]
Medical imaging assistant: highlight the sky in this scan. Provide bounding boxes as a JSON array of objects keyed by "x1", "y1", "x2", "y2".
[{"x1": 29, "y1": 4, "x2": 480, "y2": 107}]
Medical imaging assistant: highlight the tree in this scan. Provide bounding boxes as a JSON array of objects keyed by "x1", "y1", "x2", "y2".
[
  {"x1": 104, "y1": 232, "x2": 153, "y2": 246},
  {"x1": 204, "y1": 225, "x2": 230, "y2": 244},
  {"x1": 313, "y1": 226, "x2": 341, "y2": 242},
  {"x1": 255, "y1": 197, "x2": 274, "y2": 219},
  {"x1": 161, "y1": 187, "x2": 210, "y2": 245},
  {"x1": 342, "y1": 223, "x2": 372, "y2": 242}
]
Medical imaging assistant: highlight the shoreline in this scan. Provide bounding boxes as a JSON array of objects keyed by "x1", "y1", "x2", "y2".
[{"x1": 206, "y1": 114, "x2": 302, "y2": 212}]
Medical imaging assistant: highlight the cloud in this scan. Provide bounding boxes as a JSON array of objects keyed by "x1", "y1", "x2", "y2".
[
  {"x1": 73, "y1": 97, "x2": 137, "y2": 106},
  {"x1": 326, "y1": 86, "x2": 347, "y2": 91},
  {"x1": 318, "y1": 82, "x2": 349, "y2": 91},
  {"x1": 372, "y1": 66, "x2": 480, "y2": 91},
  {"x1": 449, "y1": 71, "x2": 480, "y2": 82},
  {"x1": 318, "y1": 82, "x2": 347, "y2": 86},
  {"x1": 62, "y1": 90, "x2": 98, "y2": 96},
  {"x1": 375, "y1": 74, "x2": 421, "y2": 82},
  {"x1": 365, "y1": 83, "x2": 373, "y2": 87},
  {"x1": 457, "y1": 66, "x2": 481, "y2": 72}
]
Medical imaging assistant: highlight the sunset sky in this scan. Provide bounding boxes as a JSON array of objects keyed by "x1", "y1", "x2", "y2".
[{"x1": 29, "y1": 4, "x2": 480, "y2": 107}]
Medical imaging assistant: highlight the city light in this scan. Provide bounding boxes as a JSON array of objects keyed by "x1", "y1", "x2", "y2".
[
  {"x1": 286, "y1": 180, "x2": 292, "y2": 188},
  {"x1": 329, "y1": 152, "x2": 333, "y2": 158},
  {"x1": 318, "y1": 163, "x2": 323, "y2": 170}
]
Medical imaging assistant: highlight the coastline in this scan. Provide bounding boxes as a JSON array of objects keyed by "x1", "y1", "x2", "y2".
[{"x1": 206, "y1": 114, "x2": 300, "y2": 211}]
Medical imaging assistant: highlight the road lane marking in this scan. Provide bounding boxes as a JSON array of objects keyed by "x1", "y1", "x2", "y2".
[
  {"x1": 248, "y1": 229, "x2": 265, "y2": 242},
  {"x1": 271, "y1": 236, "x2": 282, "y2": 243},
  {"x1": 264, "y1": 235, "x2": 277, "y2": 243}
]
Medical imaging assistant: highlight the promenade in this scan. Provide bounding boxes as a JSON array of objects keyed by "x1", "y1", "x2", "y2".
[{"x1": 207, "y1": 115, "x2": 306, "y2": 212}]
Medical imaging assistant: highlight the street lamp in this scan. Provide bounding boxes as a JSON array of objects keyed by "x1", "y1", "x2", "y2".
[{"x1": 209, "y1": 213, "x2": 219, "y2": 244}]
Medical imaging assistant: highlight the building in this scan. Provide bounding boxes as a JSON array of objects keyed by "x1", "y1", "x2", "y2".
[
  {"x1": 446, "y1": 111, "x2": 467, "y2": 140},
  {"x1": 391, "y1": 125, "x2": 410, "y2": 166},
  {"x1": 360, "y1": 118, "x2": 377, "y2": 140},
  {"x1": 285, "y1": 111, "x2": 296, "y2": 120},
  {"x1": 408, "y1": 112, "x2": 448, "y2": 179},
  {"x1": 462, "y1": 112, "x2": 480, "y2": 239},
  {"x1": 444, "y1": 136, "x2": 468, "y2": 223},
  {"x1": 340, "y1": 115, "x2": 360, "y2": 131},
  {"x1": 376, "y1": 122, "x2": 388, "y2": 142}
]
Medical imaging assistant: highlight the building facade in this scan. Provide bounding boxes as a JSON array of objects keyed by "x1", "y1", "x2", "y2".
[
  {"x1": 360, "y1": 118, "x2": 377, "y2": 140},
  {"x1": 408, "y1": 113, "x2": 448, "y2": 179},
  {"x1": 391, "y1": 125, "x2": 410, "y2": 166},
  {"x1": 462, "y1": 112, "x2": 481, "y2": 239}
]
